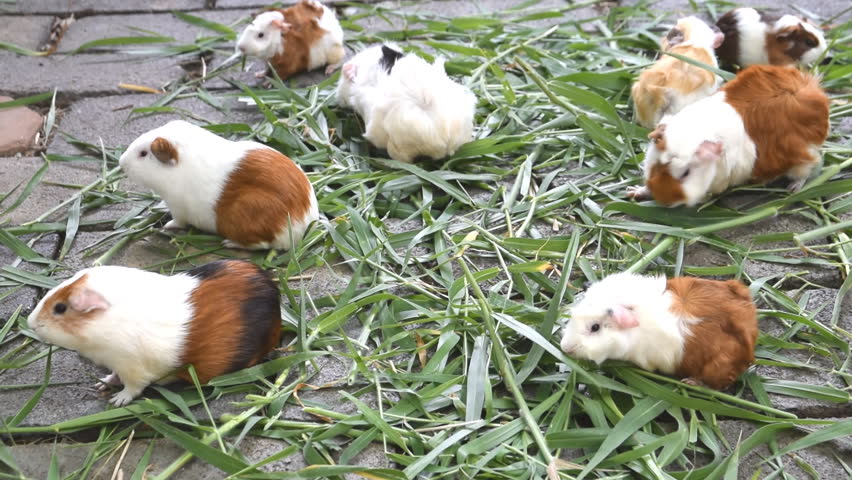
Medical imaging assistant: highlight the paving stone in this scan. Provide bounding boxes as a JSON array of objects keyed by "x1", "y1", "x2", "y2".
[
  {"x1": 621, "y1": 0, "x2": 852, "y2": 23},
  {"x1": 716, "y1": 420, "x2": 852, "y2": 479},
  {"x1": 49, "y1": 93, "x2": 264, "y2": 154},
  {"x1": 0, "y1": 51, "x2": 185, "y2": 98},
  {"x1": 683, "y1": 213, "x2": 841, "y2": 289},
  {"x1": 0, "y1": 96, "x2": 43, "y2": 155},
  {"x1": 0, "y1": 233, "x2": 57, "y2": 324},
  {"x1": 0, "y1": 15, "x2": 54, "y2": 51},
  {"x1": 0, "y1": 0, "x2": 200, "y2": 15},
  {"x1": 60, "y1": 10, "x2": 252, "y2": 52}
]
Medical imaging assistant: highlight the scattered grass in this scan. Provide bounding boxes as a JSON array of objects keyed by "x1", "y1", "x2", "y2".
[{"x1": 1, "y1": 0, "x2": 851, "y2": 479}]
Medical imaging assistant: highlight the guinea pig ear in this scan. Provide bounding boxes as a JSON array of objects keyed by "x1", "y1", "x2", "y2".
[
  {"x1": 270, "y1": 18, "x2": 291, "y2": 33},
  {"x1": 695, "y1": 140, "x2": 723, "y2": 163},
  {"x1": 150, "y1": 137, "x2": 178, "y2": 166},
  {"x1": 69, "y1": 288, "x2": 110, "y2": 313},
  {"x1": 610, "y1": 305, "x2": 639, "y2": 329},
  {"x1": 664, "y1": 27, "x2": 684, "y2": 48},
  {"x1": 648, "y1": 124, "x2": 667, "y2": 149},
  {"x1": 712, "y1": 31, "x2": 724, "y2": 48}
]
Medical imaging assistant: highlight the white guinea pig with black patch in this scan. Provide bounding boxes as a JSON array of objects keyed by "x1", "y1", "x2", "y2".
[
  {"x1": 337, "y1": 43, "x2": 476, "y2": 162},
  {"x1": 560, "y1": 273, "x2": 758, "y2": 390},
  {"x1": 27, "y1": 260, "x2": 281, "y2": 406},
  {"x1": 715, "y1": 8, "x2": 827, "y2": 69},
  {"x1": 119, "y1": 120, "x2": 318, "y2": 250},
  {"x1": 236, "y1": 0, "x2": 344, "y2": 78}
]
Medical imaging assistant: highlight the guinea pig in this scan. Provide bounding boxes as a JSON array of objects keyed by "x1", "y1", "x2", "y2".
[
  {"x1": 627, "y1": 64, "x2": 829, "y2": 207},
  {"x1": 27, "y1": 260, "x2": 281, "y2": 406},
  {"x1": 119, "y1": 120, "x2": 319, "y2": 250},
  {"x1": 560, "y1": 272, "x2": 758, "y2": 390},
  {"x1": 336, "y1": 44, "x2": 477, "y2": 162},
  {"x1": 631, "y1": 16, "x2": 724, "y2": 128},
  {"x1": 236, "y1": 0, "x2": 345, "y2": 79},
  {"x1": 715, "y1": 8, "x2": 827, "y2": 69}
]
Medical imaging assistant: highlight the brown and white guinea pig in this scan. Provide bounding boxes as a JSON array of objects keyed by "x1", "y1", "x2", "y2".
[
  {"x1": 236, "y1": 0, "x2": 345, "y2": 79},
  {"x1": 27, "y1": 260, "x2": 281, "y2": 406},
  {"x1": 560, "y1": 272, "x2": 758, "y2": 390},
  {"x1": 715, "y1": 8, "x2": 828, "y2": 69},
  {"x1": 337, "y1": 43, "x2": 476, "y2": 162},
  {"x1": 632, "y1": 16, "x2": 724, "y2": 128},
  {"x1": 119, "y1": 120, "x2": 319, "y2": 250},
  {"x1": 627, "y1": 64, "x2": 829, "y2": 207}
]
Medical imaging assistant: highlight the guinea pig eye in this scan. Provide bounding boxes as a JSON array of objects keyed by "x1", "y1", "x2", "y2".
[
  {"x1": 805, "y1": 38, "x2": 817, "y2": 48},
  {"x1": 53, "y1": 302, "x2": 67, "y2": 315},
  {"x1": 590, "y1": 323, "x2": 600, "y2": 333},
  {"x1": 258, "y1": 32, "x2": 265, "y2": 39},
  {"x1": 679, "y1": 168, "x2": 691, "y2": 180},
  {"x1": 140, "y1": 150, "x2": 148, "y2": 158}
]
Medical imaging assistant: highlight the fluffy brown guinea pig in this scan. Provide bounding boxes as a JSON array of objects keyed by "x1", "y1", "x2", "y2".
[
  {"x1": 560, "y1": 273, "x2": 758, "y2": 390},
  {"x1": 628, "y1": 64, "x2": 829, "y2": 207},
  {"x1": 27, "y1": 260, "x2": 281, "y2": 406}
]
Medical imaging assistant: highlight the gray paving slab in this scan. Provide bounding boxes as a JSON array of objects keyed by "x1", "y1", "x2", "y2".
[
  {"x1": 0, "y1": 0, "x2": 200, "y2": 15},
  {"x1": 0, "y1": 51, "x2": 185, "y2": 98},
  {"x1": 49, "y1": 93, "x2": 264, "y2": 155},
  {"x1": 0, "y1": 233, "x2": 57, "y2": 323},
  {"x1": 59, "y1": 10, "x2": 251, "y2": 52},
  {"x1": 0, "y1": 15, "x2": 53, "y2": 51},
  {"x1": 622, "y1": 0, "x2": 851, "y2": 23},
  {"x1": 717, "y1": 420, "x2": 852, "y2": 479}
]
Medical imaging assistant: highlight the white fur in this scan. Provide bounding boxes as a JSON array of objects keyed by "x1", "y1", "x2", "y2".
[
  {"x1": 236, "y1": 11, "x2": 286, "y2": 60},
  {"x1": 309, "y1": 3, "x2": 345, "y2": 71},
  {"x1": 27, "y1": 267, "x2": 198, "y2": 406},
  {"x1": 732, "y1": 8, "x2": 828, "y2": 67},
  {"x1": 337, "y1": 44, "x2": 477, "y2": 162},
  {"x1": 642, "y1": 91, "x2": 757, "y2": 206},
  {"x1": 560, "y1": 273, "x2": 690, "y2": 374},
  {"x1": 119, "y1": 120, "x2": 318, "y2": 250}
]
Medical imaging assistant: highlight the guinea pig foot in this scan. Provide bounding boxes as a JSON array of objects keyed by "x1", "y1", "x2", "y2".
[
  {"x1": 325, "y1": 63, "x2": 340, "y2": 75},
  {"x1": 626, "y1": 185, "x2": 651, "y2": 200},
  {"x1": 95, "y1": 372, "x2": 122, "y2": 392},
  {"x1": 680, "y1": 377, "x2": 706, "y2": 387},
  {"x1": 254, "y1": 71, "x2": 267, "y2": 79},
  {"x1": 787, "y1": 178, "x2": 807, "y2": 192},
  {"x1": 163, "y1": 219, "x2": 186, "y2": 230},
  {"x1": 222, "y1": 239, "x2": 248, "y2": 249},
  {"x1": 109, "y1": 389, "x2": 138, "y2": 407},
  {"x1": 343, "y1": 63, "x2": 358, "y2": 82}
]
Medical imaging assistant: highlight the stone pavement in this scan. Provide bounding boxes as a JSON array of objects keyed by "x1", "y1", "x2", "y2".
[{"x1": 1, "y1": 0, "x2": 851, "y2": 478}]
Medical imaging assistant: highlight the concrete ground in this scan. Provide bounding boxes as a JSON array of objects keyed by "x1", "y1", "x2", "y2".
[{"x1": 0, "y1": 0, "x2": 850, "y2": 478}]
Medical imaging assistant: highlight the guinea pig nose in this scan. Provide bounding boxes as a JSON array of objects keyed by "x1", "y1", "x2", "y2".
[{"x1": 606, "y1": 308, "x2": 614, "y2": 316}]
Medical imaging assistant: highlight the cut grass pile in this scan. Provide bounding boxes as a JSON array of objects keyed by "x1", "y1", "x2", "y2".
[{"x1": 1, "y1": 0, "x2": 851, "y2": 478}]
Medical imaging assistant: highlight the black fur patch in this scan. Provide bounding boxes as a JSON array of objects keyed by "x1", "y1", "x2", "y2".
[
  {"x1": 186, "y1": 260, "x2": 227, "y2": 280},
  {"x1": 715, "y1": 10, "x2": 741, "y2": 70},
  {"x1": 379, "y1": 45, "x2": 404, "y2": 74},
  {"x1": 232, "y1": 266, "x2": 281, "y2": 372}
]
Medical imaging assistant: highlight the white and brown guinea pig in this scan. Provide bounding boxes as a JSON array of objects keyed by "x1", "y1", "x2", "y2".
[
  {"x1": 632, "y1": 16, "x2": 724, "y2": 128},
  {"x1": 627, "y1": 64, "x2": 829, "y2": 207},
  {"x1": 560, "y1": 273, "x2": 758, "y2": 390},
  {"x1": 715, "y1": 8, "x2": 827, "y2": 69},
  {"x1": 119, "y1": 120, "x2": 319, "y2": 250},
  {"x1": 337, "y1": 44, "x2": 476, "y2": 162},
  {"x1": 236, "y1": 0, "x2": 344, "y2": 79},
  {"x1": 27, "y1": 260, "x2": 281, "y2": 406}
]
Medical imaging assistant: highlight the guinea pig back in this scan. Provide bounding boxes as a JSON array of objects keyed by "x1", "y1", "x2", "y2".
[
  {"x1": 667, "y1": 277, "x2": 758, "y2": 389},
  {"x1": 179, "y1": 259, "x2": 281, "y2": 383}
]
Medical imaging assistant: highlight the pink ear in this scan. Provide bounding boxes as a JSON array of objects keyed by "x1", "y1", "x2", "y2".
[
  {"x1": 271, "y1": 19, "x2": 291, "y2": 32},
  {"x1": 712, "y1": 32, "x2": 724, "y2": 48},
  {"x1": 69, "y1": 288, "x2": 110, "y2": 313},
  {"x1": 610, "y1": 305, "x2": 639, "y2": 329},
  {"x1": 695, "y1": 140, "x2": 722, "y2": 163}
]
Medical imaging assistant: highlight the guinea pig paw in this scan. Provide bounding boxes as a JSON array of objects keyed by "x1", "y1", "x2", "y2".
[
  {"x1": 787, "y1": 178, "x2": 807, "y2": 192},
  {"x1": 222, "y1": 239, "x2": 248, "y2": 250},
  {"x1": 95, "y1": 373, "x2": 122, "y2": 392},
  {"x1": 163, "y1": 219, "x2": 186, "y2": 230},
  {"x1": 626, "y1": 185, "x2": 650, "y2": 200},
  {"x1": 325, "y1": 63, "x2": 340, "y2": 75},
  {"x1": 109, "y1": 390, "x2": 136, "y2": 407},
  {"x1": 680, "y1": 377, "x2": 705, "y2": 387},
  {"x1": 343, "y1": 63, "x2": 358, "y2": 82}
]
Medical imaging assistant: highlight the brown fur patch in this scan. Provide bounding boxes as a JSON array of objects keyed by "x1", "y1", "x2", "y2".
[
  {"x1": 268, "y1": 1, "x2": 327, "y2": 79},
  {"x1": 646, "y1": 161, "x2": 686, "y2": 206},
  {"x1": 215, "y1": 148, "x2": 312, "y2": 247},
  {"x1": 178, "y1": 261, "x2": 281, "y2": 383},
  {"x1": 39, "y1": 274, "x2": 95, "y2": 334},
  {"x1": 766, "y1": 24, "x2": 821, "y2": 66},
  {"x1": 151, "y1": 137, "x2": 178, "y2": 165},
  {"x1": 723, "y1": 65, "x2": 829, "y2": 182},
  {"x1": 632, "y1": 45, "x2": 716, "y2": 128},
  {"x1": 666, "y1": 277, "x2": 757, "y2": 389}
]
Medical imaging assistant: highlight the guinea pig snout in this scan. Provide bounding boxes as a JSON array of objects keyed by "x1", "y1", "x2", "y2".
[{"x1": 560, "y1": 332, "x2": 577, "y2": 354}]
